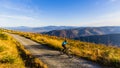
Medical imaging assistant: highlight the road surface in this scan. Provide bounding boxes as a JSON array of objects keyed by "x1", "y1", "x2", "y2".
[{"x1": 10, "y1": 34, "x2": 105, "y2": 68}]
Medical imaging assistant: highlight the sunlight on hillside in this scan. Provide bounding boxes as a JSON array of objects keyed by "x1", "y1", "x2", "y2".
[
  {"x1": 0, "y1": 32, "x2": 25, "y2": 68},
  {"x1": 0, "y1": 29, "x2": 48, "y2": 68},
  {"x1": 1, "y1": 29, "x2": 120, "y2": 67}
]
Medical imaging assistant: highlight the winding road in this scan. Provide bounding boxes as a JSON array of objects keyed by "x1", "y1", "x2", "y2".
[{"x1": 10, "y1": 34, "x2": 105, "y2": 68}]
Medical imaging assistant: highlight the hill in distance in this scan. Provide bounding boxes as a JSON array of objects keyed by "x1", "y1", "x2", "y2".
[
  {"x1": 43, "y1": 26, "x2": 120, "y2": 46},
  {"x1": 75, "y1": 34, "x2": 120, "y2": 47},
  {"x1": 4, "y1": 26, "x2": 77, "y2": 32},
  {"x1": 43, "y1": 26, "x2": 120, "y2": 38}
]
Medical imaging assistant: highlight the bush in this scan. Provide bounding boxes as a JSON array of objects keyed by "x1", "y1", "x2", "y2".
[
  {"x1": 0, "y1": 46, "x2": 5, "y2": 52},
  {"x1": 0, "y1": 33, "x2": 8, "y2": 40},
  {"x1": 0, "y1": 55, "x2": 15, "y2": 64}
]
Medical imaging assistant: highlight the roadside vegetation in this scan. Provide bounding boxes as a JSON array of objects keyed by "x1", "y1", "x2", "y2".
[
  {"x1": 1, "y1": 28, "x2": 120, "y2": 68},
  {"x1": 0, "y1": 31, "x2": 25, "y2": 68},
  {"x1": 0, "y1": 29, "x2": 47, "y2": 68},
  {"x1": 14, "y1": 40, "x2": 48, "y2": 68}
]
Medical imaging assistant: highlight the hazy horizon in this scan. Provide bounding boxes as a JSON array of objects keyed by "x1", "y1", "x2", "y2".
[
  {"x1": 2, "y1": 25, "x2": 120, "y2": 28},
  {"x1": 0, "y1": 0, "x2": 120, "y2": 27}
]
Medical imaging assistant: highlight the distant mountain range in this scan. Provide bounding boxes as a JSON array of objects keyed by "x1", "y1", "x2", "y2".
[
  {"x1": 75, "y1": 34, "x2": 120, "y2": 47},
  {"x1": 43, "y1": 26, "x2": 120, "y2": 46},
  {"x1": 4, "y1": 26, "x2": 77, "y2": 32},
  {"x1": 43, "y1": 26, "x2": 120, "y2": 38},
  {"x1": 4, "y1": 26, "x2": 120, "y2": 46}
]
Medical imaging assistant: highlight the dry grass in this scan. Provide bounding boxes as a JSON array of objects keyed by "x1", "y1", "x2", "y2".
[
  {"x1": 0, "y1": 30, "x2": 47, "y2": 68},
  {"x1": 0, "y1": 32, "x2": 25, "y2": 68},
  {"x1": 15, "y1": 41, "x2": 48, "y2": 68},
  {"x1": 2, "y1": 28, "x2": 120, "y2": 68}
]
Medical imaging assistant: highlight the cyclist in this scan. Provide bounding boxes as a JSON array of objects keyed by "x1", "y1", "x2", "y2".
[{"x1": 62, "y1": 40, "x2": 67, "y2": 52}]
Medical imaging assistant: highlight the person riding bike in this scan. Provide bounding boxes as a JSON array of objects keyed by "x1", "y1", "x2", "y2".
[
  {"x1": 61, "y1": 40, "x2": 73, "y2": 58},
  {"x1": 62, "y1": 40, "x2": 67, "y2": 52}
]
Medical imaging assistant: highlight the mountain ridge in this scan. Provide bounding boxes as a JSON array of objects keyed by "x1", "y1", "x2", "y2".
[
  {"x1": 42, "y1": 26, "x2": 120, "y2": 46},
  {"x1": 4, "y1": 26, "x2": 77, "y2": 32},
  {"x1": 43, "y1": 26, "x2": 120, "y2": 38},
  {"x1": 75, "y1": 33, "x2": 120, "y2": 47}
]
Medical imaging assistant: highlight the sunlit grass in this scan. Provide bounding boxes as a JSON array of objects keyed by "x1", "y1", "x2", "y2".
[
  {"x1": 15, "y1": 41, "x2": 48, "y2": 68},
  {"x1": 0, "y1": 30, "x2": 47, "y2": 68},
  {"x1": 2, "y1": 28, "x2": 120, "y2": 67},
  {"x1": 0, "y1": 32, "x2": 25, "y2": 68}
]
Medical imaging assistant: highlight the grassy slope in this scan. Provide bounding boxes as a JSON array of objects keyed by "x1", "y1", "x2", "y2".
[
  {"x1": 14, "y1": 37, "x2": 48, "y2": 68},
  {"x1": 0, "y1": 29, "x2": 47, "y2": 68},
  {"x1": 0, "y1": 32, "x2": 25, "y2": 68},
  {"x1": 2, "y1": 29, "x2": 120, "y2": 68}
]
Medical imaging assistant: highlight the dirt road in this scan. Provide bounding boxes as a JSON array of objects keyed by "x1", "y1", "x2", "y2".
[{"x1": 11, "y1": 34, "x2": 104, "y2": 68}]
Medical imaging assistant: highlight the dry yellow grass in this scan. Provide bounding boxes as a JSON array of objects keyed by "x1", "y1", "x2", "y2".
[
  {"x1": 15, "y1": 41, "x2": 48, "y2": 68},
  {"x1": 0, "y1": 32, "x2": 25, "y2": 68},
  {"x1": 0, "y1": 29, "x2": 48, "y2": 68},
  {"x1": 2, "y1": 28, "x2": 120, "y2": 67}
]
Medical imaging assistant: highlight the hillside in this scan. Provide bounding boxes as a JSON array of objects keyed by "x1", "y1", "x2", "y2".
[
  {"x1": 43, "y1": 26, "x2": 120, "y2": 38},
  {"x1": 75, "y1": 34, "x2": 120, "y2": 47},
  {"x1": 3, "y1": 28, "x2": 120, "y2": 68},
  {"x1": 0, "y1": 29, "x2": 48, "y2": 68},
  {"x1": 0, "y1": 32, "x2": 25, "y2": 68}
]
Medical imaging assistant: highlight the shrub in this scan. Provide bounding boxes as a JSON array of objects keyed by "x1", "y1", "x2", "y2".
[
  {"x1": 0, "y1": 55, "x2": 15, "y2": 64},
  {"x1": 0, "y1": 33, "x2": 8, "y2": 40},
  {"x1": 0, "y1": 46, "x2": 5, "y2": 52}
]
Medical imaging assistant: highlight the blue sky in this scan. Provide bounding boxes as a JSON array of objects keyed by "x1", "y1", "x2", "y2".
[{"x1": 0, "y1": 0, "x2": 120, "y2": 27}]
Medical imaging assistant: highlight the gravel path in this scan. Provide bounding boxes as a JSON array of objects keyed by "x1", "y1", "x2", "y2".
[{"x1": 11, "y1": 34, "x2": 104, "y2": 68}]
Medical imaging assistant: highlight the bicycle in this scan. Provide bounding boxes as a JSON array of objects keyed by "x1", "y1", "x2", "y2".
[{"x1": 60, "y1": 45, "x2": 73, "y2": 58}]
